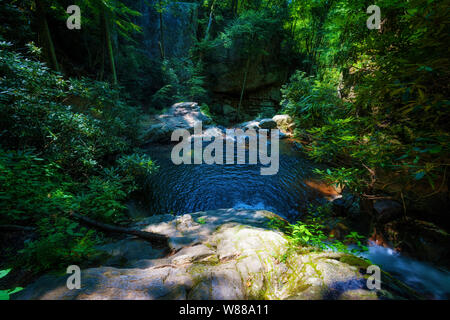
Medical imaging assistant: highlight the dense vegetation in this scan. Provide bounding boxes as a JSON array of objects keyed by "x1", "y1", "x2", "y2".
[
  {"x1": 281, "y1": 0, "x2": 449, "y2": 211},
  {"x1": 0, "y1": 42, "x2": 157, "y2": 273},
  {"x1": 0, "y1": 0, "x2": 448, "y2": 292}
]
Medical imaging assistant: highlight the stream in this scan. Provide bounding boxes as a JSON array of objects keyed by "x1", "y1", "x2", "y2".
[{"x1": 142, "y1": 139, "x2": 450, "y2": 300}]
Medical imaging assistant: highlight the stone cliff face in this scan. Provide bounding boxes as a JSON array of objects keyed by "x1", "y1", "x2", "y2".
[
  {"x1": 204, "y1": 34, "x2": 288, "y2": 116},
  {"x1": 135, "y1": 1, "x2": 198, "y2": 59},
  {"x1": 132, "y1": 1, "x2": 287, "y2": 117}
]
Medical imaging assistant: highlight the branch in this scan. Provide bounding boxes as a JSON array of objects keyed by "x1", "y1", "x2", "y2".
[
  {"x1": 70, "y1": 212, "x2": 169, "y2": 247},
  {"x1": 0, "y1": 224, "x2": 35, "y2": 232}
]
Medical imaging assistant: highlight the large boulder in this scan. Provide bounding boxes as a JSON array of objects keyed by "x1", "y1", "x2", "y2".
[
  {"x1": 272, "y1": 114, "x2": 294, "y2": 131},
  {"x1": 206, "y1": 43, "x2": 287, "y2": 96},
  {"x1": 258, "y1": 118, "x2": 277, "y2": 129},
  {"x1": 373, "y1": 200, "x2": 403, "y2": 224},
  {"x1": 142, "y1": 102, "x2": 212, "y2": 143},
  {"x1": 238, "y1": 120, "x2": 260, "y2": 131},
  {"x1": 16, "y1": 209, "x2": 420, "y2": 300}
]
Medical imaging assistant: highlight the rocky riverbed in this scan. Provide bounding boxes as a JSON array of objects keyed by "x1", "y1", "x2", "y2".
[{"x1": 16, "y1": 209, "x2": 420, "y2": 300}]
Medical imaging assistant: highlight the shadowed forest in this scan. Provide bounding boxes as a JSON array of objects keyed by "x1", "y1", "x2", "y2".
[{"x1": 0, "y1": 0, "x2": 449, "y2": 300}]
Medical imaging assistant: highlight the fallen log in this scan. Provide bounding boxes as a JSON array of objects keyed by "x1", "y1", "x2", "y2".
[
  {"x1": 70, "y1": 212, "x2": 169, "y2": 247},
  {"x1": 0, "y1": 224, "x2": 35, "y2": 232}
]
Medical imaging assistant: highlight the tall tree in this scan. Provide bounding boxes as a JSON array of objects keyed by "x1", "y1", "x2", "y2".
[
  {"x1": 35, "y1": 0, "x2": 60, "y2": 72},
  {"x1": 99, "y1": 1, "x2": 118, "y2": 85}
]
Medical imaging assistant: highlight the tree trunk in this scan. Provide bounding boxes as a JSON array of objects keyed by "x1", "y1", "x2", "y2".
[
  {"x1": 237, "y1": 58, "x2": 251, "y2": 118},
  {"x1": 101, "y1": 4, "x2": 118, "y2": 85},
  {"x1": 36, "y1": 0, "x2": 59, "y2": 72},
  {"x1": 231, "y1": 0, "x2": 238, "y2": 15},
  {"x1": 158, "y1": 0, "x2": 165, "y2": 60},
  {"x1": 204, "y1": 1, "x2": 216, "y2": 41}
]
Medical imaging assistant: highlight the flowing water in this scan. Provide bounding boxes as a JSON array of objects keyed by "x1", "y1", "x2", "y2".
[
  {"x1": 361, "y1": 243, "x2": 450, "y2": 299},
  {"x1": 143, "y1": 139, "x2": 450, "y2": 299}
]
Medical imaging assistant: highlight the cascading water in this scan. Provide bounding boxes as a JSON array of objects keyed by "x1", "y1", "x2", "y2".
[{"x1": 360, "y1": 243, "x2": 450, "y2": 299}]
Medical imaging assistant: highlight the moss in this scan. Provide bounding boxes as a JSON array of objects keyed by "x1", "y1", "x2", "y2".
[
  {"x1": 339, "y1": 255, "x2": 371, "y2": 270},
  {"x1": 304, "y1": 261, "x2": 323, "y2": 278}
]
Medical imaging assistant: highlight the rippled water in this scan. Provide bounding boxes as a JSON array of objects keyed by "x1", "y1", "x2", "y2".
[{"x1": 143, "y1": 139, "x2": 325, "y2": 220}]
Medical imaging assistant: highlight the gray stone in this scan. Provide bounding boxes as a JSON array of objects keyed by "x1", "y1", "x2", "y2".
[
  {"x1": 16, "y1": 209, "x2": 420, "y2": 300},
  {"x1": 272, "y1": 114, "x2": 294, "y2": 132},
  {"x1": 258, "y1": 118, "x2": 277, "y2": 129},
  {"x1": 238, "y1": 120, "x2": 260, "y2": 131},
  {"x1": 142, "y1": 102, "x2": 212, "y2": 143},
  {"x1": 137, "y1": 2, "x2": 198, "y2": 59},
  {"x1": 97, "y1": 239, "x2": 167, "y2": 266}
]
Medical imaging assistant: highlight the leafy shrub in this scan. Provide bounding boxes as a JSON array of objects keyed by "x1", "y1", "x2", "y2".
[
  {"x1": 0, "y1": 43, "x2": 157, "y2": 273},
  {"x1": 151, "y1": 58, "x2": 209, "y2": 109},
  {"x1": 269, "y1": 203, "x2": 368, "y2": 254},
  {"x1": 0, "y1": 149, "x2": 71, "y2": 223},
  {"x1": 18, "y1": 218, "x2": 100, "y2": 272},
  {"x1": 281, "y1": 71, "x2": 346, "y2": 129}
]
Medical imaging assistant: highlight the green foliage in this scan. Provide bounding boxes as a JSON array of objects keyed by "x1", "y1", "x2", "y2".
[
  {"x1": 220, "y1": 9, "x2": 283, "y2": 56},
  {"x1": 0, "y1": 269, "x2": 23, "y2": 300},
  {"x1": 281, "y1": 71, "x2": 346, "y2": 128},
  {"x1": 199, "y1": 104, "x2": 212, "y2": 119},
  {"x1": 269, "y1": 204, "x2": 368, "y2": 255},
  {"x1": 196, "y1": 217, "x2": 207, "y2": 225},
  {"x1": 0, "y1": 43, "x2": 157, "y2": 273},
  {"x1": 151, "y1": 58, "x2": 209, "y2": 108},
  {"x1": 283, "y1": 0, "x2": 450, "y2": 201},
  {"x1": 18, "y1": 219, "x2": 100, "y2": 272},
  {"x1": 277, "y1": 219, "x2": 367, "y2": 254}
]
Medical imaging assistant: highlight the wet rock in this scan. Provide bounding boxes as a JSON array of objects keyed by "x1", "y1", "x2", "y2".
[
  {"x1": 373, "y1": 200, "x2": 403, "y2": 223},
  {"x1": 142, "y1": 102, "x2": 212, "y2": 143},
  {"x1": 272, "y1": 114, "x2": 293, "y2": 131},
  {"x1": 258, "y1": 118, "x2": 277, "y2": 129},
  {"x1": 377, "y1": 218, "x2": 450, "y2": 265},
  {"x1": 279, "y1": 131, "x2": 288, "y2": 139},
  {"x1": 238, "y1": 120, "x2": 260, "y2": 131},
  {"x1": 332, "y1": 193, "x2": 358, "y2": 217},
  {"x1": 188, "y1": 127, "x2": 223, "y2": 142}
]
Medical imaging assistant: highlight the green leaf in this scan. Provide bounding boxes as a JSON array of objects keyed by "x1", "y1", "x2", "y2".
[
  {"x1": 0, "y1": 290, "x2": 10, "y2": 300},
  {"x1": 8, "y1": 287, "x2": 23, "y2": 295},
  {"x1": 428, "y1": 145, "x2": 442, "y2": 154},
  {"x1": 0, "y1": 269, "x2": 11, "y2": 279}
]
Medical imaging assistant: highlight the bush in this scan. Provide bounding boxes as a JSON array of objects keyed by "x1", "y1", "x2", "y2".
[
  {"x1": 281, "y1": 71, "x2": 345, "y2": 129},
  {"x1": 0, "y1": 42, "x2": 157, "y2": 273},
  {"x1": 151, "y1": 58, "x2": 209, "y2": 109}
]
